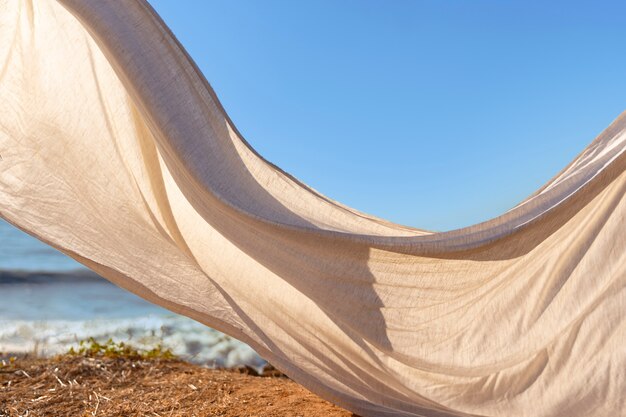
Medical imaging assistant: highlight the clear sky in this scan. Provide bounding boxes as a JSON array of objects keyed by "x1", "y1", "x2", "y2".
[{"x1": 149, "y1": 0, "x2": 626, "y2": 231}]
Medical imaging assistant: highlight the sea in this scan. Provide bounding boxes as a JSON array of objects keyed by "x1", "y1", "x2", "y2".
[{"x1": 0, "y1": 219, "x2": 264, "y2": 369}]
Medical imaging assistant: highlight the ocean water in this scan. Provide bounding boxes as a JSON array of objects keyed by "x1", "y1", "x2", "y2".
[
  {"x1": 0, "y1": 219, "x2": 83, "y2": 272},
  {"x1": 0, "y1": 219, "x2": 264, "y2": 369}
]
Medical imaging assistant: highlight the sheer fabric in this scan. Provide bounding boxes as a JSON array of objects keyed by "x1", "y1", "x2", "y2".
[{"x1": 1, "y1": 1, "x2": 625, "y2": 416}]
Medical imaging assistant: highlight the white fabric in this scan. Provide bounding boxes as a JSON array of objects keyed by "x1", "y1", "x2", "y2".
[{"x1": 1, "y1": 1, "x2": 625, "y2": 416}]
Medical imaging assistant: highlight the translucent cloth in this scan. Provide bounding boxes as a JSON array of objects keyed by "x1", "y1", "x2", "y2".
[{"x1": 1, "y1": 1, "x2": 625, "y2": 416}]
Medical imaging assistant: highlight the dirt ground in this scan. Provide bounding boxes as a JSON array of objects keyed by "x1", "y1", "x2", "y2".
[{"x1": 0, "y1": 354, "x2": 355, "y2": 417}]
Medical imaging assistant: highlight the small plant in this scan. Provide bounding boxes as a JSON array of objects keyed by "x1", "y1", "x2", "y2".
[
  {"x1": 0, "y1": 356, "x2": 17, "y2": 368},
  {"x1": 67, "y1": 337, "x2": 175, "y2": 360}
]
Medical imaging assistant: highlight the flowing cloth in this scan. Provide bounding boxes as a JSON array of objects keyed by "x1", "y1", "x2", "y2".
[{"x1": 1, "y1": 1, "x2": 625, "y2": 416}]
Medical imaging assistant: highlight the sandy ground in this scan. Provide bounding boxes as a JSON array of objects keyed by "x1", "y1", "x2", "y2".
[{"x1": 0, "y1": 354, "x2": 355, "y2": 416}]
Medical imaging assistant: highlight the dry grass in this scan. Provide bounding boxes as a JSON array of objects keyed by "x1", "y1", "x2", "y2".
[{"x1": 0, "y1": 354, "x2": 354, "y2": 417}]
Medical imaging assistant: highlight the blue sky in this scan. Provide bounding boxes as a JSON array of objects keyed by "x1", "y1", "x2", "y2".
[{"x1": 149, "y1": 0, "x2": 626, "y2": 231}]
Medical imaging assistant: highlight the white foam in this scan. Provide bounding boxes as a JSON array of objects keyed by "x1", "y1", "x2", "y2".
[{"x1": 0, "y1": 315, "x2": 265, "y2": 369}]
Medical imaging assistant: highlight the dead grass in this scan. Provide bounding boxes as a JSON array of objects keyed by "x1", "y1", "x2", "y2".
[{"x1": 0, "y1": 354, "x2": 354, "y2": 416}]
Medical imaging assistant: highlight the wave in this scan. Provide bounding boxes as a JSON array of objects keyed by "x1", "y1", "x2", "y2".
[
  {"x1": 0, "y1": 315, "x2": 264, "y2": 369},
  {"x1": 0, "y1": 268, "x2": 264, "y2": 369},
  {"x1": 0, "y1": 268, "x2": 103, "y2": 284}
]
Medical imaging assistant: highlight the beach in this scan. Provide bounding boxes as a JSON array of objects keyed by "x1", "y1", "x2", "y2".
[
  {"x1": 1, "y1": 219, "x2": 333, "y2": 415},
  {"x1": 0, "y1": 353, "x2": 354, "y2": 416}
]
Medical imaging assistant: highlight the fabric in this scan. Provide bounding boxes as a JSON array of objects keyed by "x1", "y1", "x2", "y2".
[{"x1": 1, "y1": 1, "x2": 625, "y2": 416}]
